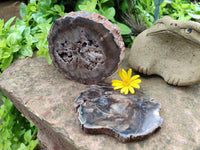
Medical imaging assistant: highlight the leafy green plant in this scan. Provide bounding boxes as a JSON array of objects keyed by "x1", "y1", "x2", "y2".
[
  {"x1": 0, "y1": 0, "x2": 66, "y2": 149},
  {"x1": 75, "y1": 0, "x2": 131, "y2": 35},
  {"x1": 134, "y1": 0, "x2": 155, "y2": 27},
  {"x1": 19, "y1": 0, "x2": 66, "y2": 64},
  {"x1": 160, "y1": 0, "x2": 200, "y2": 21},
  {"x1": 0, "y1": 93, "x2": 38, "y2": 150},
  {"x1": 0, "y1": 17, "x2": 19, "y2": 72},
  {"x1": 0, "y1": 0, "x2": 66, "y2": 72}
]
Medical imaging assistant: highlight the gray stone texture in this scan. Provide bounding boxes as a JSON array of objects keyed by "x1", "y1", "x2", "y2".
[{"x1": 0, "y1": 51, "x2": 200, "y2": 150}]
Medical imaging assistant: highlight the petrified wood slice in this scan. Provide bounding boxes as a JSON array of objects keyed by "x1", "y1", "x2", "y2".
[
  {"x1": 48, "y1": 11, "x2": 125, "y2": 84},
  {"x1": 74, "y1": 85, "x2": 163, "y2": 142}
]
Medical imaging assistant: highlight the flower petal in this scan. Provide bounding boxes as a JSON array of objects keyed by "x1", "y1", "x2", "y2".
[
  {"x1": 112, "y1": 82, "x2": 123, "y2": 87},
  {"x1": 124, "y1": 87, "x2": 129, "y2": 95},
  {"x1": 130, "y1": 75, "x2": 140, "y2": 81},
  {"x1": 131, "y1": 83, "x2": 140, "y2": 89},
  {"x1": 117, "y1": 70, "x2": 124, "y2": 80},
  {"x1": 122, "y1": 69, "x2": 128, "y2": 79},
  {"x1": 114, "y1": 86, "x2": 122, "y2": 90},
  {"x1": 120, "y1": 87, "x2": 126, "y2": 94},
  {"x1": 112, "y1": 80, "x2": 122, "y2": 83},
  {"x1": 128, "y1": 86, "x2": 135, "y2": 94},
  {"x1": 132, "y1": 79, "x2": 141, "y2": 84},
  {"x1": 112, "y1": 82, "x2": 123, "y2": 85},
  {"x1": 127, "y1": 68, "x2": 132, "y2": 79}
]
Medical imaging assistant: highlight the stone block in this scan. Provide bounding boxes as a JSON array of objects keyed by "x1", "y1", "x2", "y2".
[{"x1": 0, "y1": 52, "x2": 200, "y2": 149}]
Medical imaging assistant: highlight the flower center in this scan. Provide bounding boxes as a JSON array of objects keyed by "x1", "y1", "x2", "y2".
[{"x1": 123, "y1": 79, "x2": 130, "y2": 87}]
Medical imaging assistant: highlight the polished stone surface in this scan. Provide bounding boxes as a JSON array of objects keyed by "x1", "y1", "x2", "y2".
[{"x1": 74, "y1": 85, "x2": 163, "y2": 142}]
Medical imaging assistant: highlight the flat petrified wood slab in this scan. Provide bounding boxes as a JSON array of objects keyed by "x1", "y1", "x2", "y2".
[
  {"x1": 74, "y1": 85, "x2": 163, "y2": 142},
  {"x1": 0, "y1": 51, "x2": 200, "y2": 149},
  {"x1": 48, "y1": 11, "x2": 125, "y2": 84}
]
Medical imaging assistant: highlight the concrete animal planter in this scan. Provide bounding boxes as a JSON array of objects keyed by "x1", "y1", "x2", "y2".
[{"x1": 129, "y1": 16, "x2": 200, "y2": 86}]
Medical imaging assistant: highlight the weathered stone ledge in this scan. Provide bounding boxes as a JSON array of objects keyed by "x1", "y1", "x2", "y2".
[{"x1": 0, "y1": 53, "x2": 200, "y2": 150}]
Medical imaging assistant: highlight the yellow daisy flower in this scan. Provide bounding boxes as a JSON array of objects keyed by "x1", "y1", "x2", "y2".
[{"x1": 112, "y1": 68, "x2": 141, "y2": 95}]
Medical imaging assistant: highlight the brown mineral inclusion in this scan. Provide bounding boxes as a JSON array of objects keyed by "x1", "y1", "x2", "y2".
[{"x1": 74, "y1": 85, "x2": 163, "y2": 142}]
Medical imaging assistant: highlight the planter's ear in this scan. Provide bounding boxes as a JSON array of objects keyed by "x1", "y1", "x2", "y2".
[{"x1": 48, "y1": 11, "x2": 125, "y2": 84}]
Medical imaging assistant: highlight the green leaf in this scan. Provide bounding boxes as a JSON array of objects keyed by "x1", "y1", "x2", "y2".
[
  {"x1": 37, "y1": 0, "x2": 51, "y2": 13},
  {"x1": 19, "y1": 143, "x2": 27, "y2": 150},
  {"x1": 20, "y1": 46, "x2": 33, "y2": 58},
  {"x1": 0, "y1": 50, "x2": 11, "y2": 59},
  {"x1": 181, "y1": 3, "x2": 190, "y2": 9},
  {"x1": 121, "y1": 0, "x2": 129, "y2": 12},
  {"x1": 59, "y1": 12, "x2": 66, "y2": 17},
  {"x1": 90, "y1": 0, "x2": 98, "y2": 12},
  {"x1": 102, "y1": 7, "x2": 115, "y2": 20},
  {"x1": 195, "y1": 5, "x2": 200, "y2": 11},
  {"x1": 4, "y1": 16, "x2": 16, "y2": 29},
  {"x1": 54, "y1": 5, "x2": 62, "y2": 12},
  {"x1": 101, "y1": 0, "x2": 109, "y2": 3},
  {"x1": 30, "y1": 5, "x2": 37, "y2": 12},
  {"x1": 116, "y1": 22, "x2": 131, "y2": 35},
  {"x1": 79, "y1": 5, "x2": 88, "y2": 11},
  {"x1": 30, "y1": 122, "x2": 35, "y2": 128},
  {"x1": 0, "y1": 40, "x2": 6, "y2": 48},
  {"x1": 20, "y1": 3, "x2": 27, "y2": 19},
  {"x1": 16, "y1": 25, "x2": 26, "y2": 35},
  {"x1": 24, "y1": 129, "x2": 32, "y2": 144},
  {"x1": 1, "y1": 95, "x2": 9, "y2": 103},
  {"x1": 188, "y1": 13, "x2": 200, "y2": 19},
  {"x1": 0, "y1": 19, "x2": 4, "y2": 35},
  {"x1": 160, "y1": 1, "x2": 168, "y2": 8},
  {"x1": 171, "y1": 2, "x2": 179, "y2": 10},
  {"x1": 6, "y1": 32, "x2": 22, "y2": 47},
  {"x1": 46, "y1": 54, "x2": 52, "y2": 64},
  {"x1": 1, "y1": 55, "x2": 13, "y2": 71},
  {"x1": 0, "y1": 19, "x2": 4, "y2": 29},
  {"x1": 32, "y1": 13, "x2": 47, "y2": 24},
  {"x1": 23, "y1": 27, "x2": 31, "y2": 37},
  {"x1": 78, "y1": 0, "x2": 97, "y2": 12},
  {"x1": 2, "y1": 128, "x2": 11, "y2": 140},
  {"x1": 26, "y1": 35, "x2": 33, "y2": 44},
  {"x1": 30, "y1": 0, "x2": 36, "y2": 3},
  {"x1": 60, "y1": 5, "x2": 65, "y2": 12},
  {"x1": 4, "y1": 140, "x2": 11, "y2": 150},
  {"x1": 28, "y1": 139, "x2": 39, "y2": 150},
  {"x1": 12, "y1": 45, "x2": 21, "y2": 53},
  {"x1": 37, "y1": 23, "x2": 51, "y2": 35},
  {"x1": 26, "y1": 3, "x2": 36, "y2": 14}
]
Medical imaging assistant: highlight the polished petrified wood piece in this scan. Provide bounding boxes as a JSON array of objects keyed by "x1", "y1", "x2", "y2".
[
  {"x1": 48, "y1": 11, "x2": 125, "y2": 84},
  {"x1": 74, "y1": 85, "x2": 163, "y2": 142}
]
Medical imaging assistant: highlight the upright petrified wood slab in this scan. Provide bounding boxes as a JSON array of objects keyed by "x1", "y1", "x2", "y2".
[
  {"x1": 74, "y1": 85, "x2": 163, "y2": 142},
  {"x1": 48, "y1": 11, "x2": 125, "y2": 84}
]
